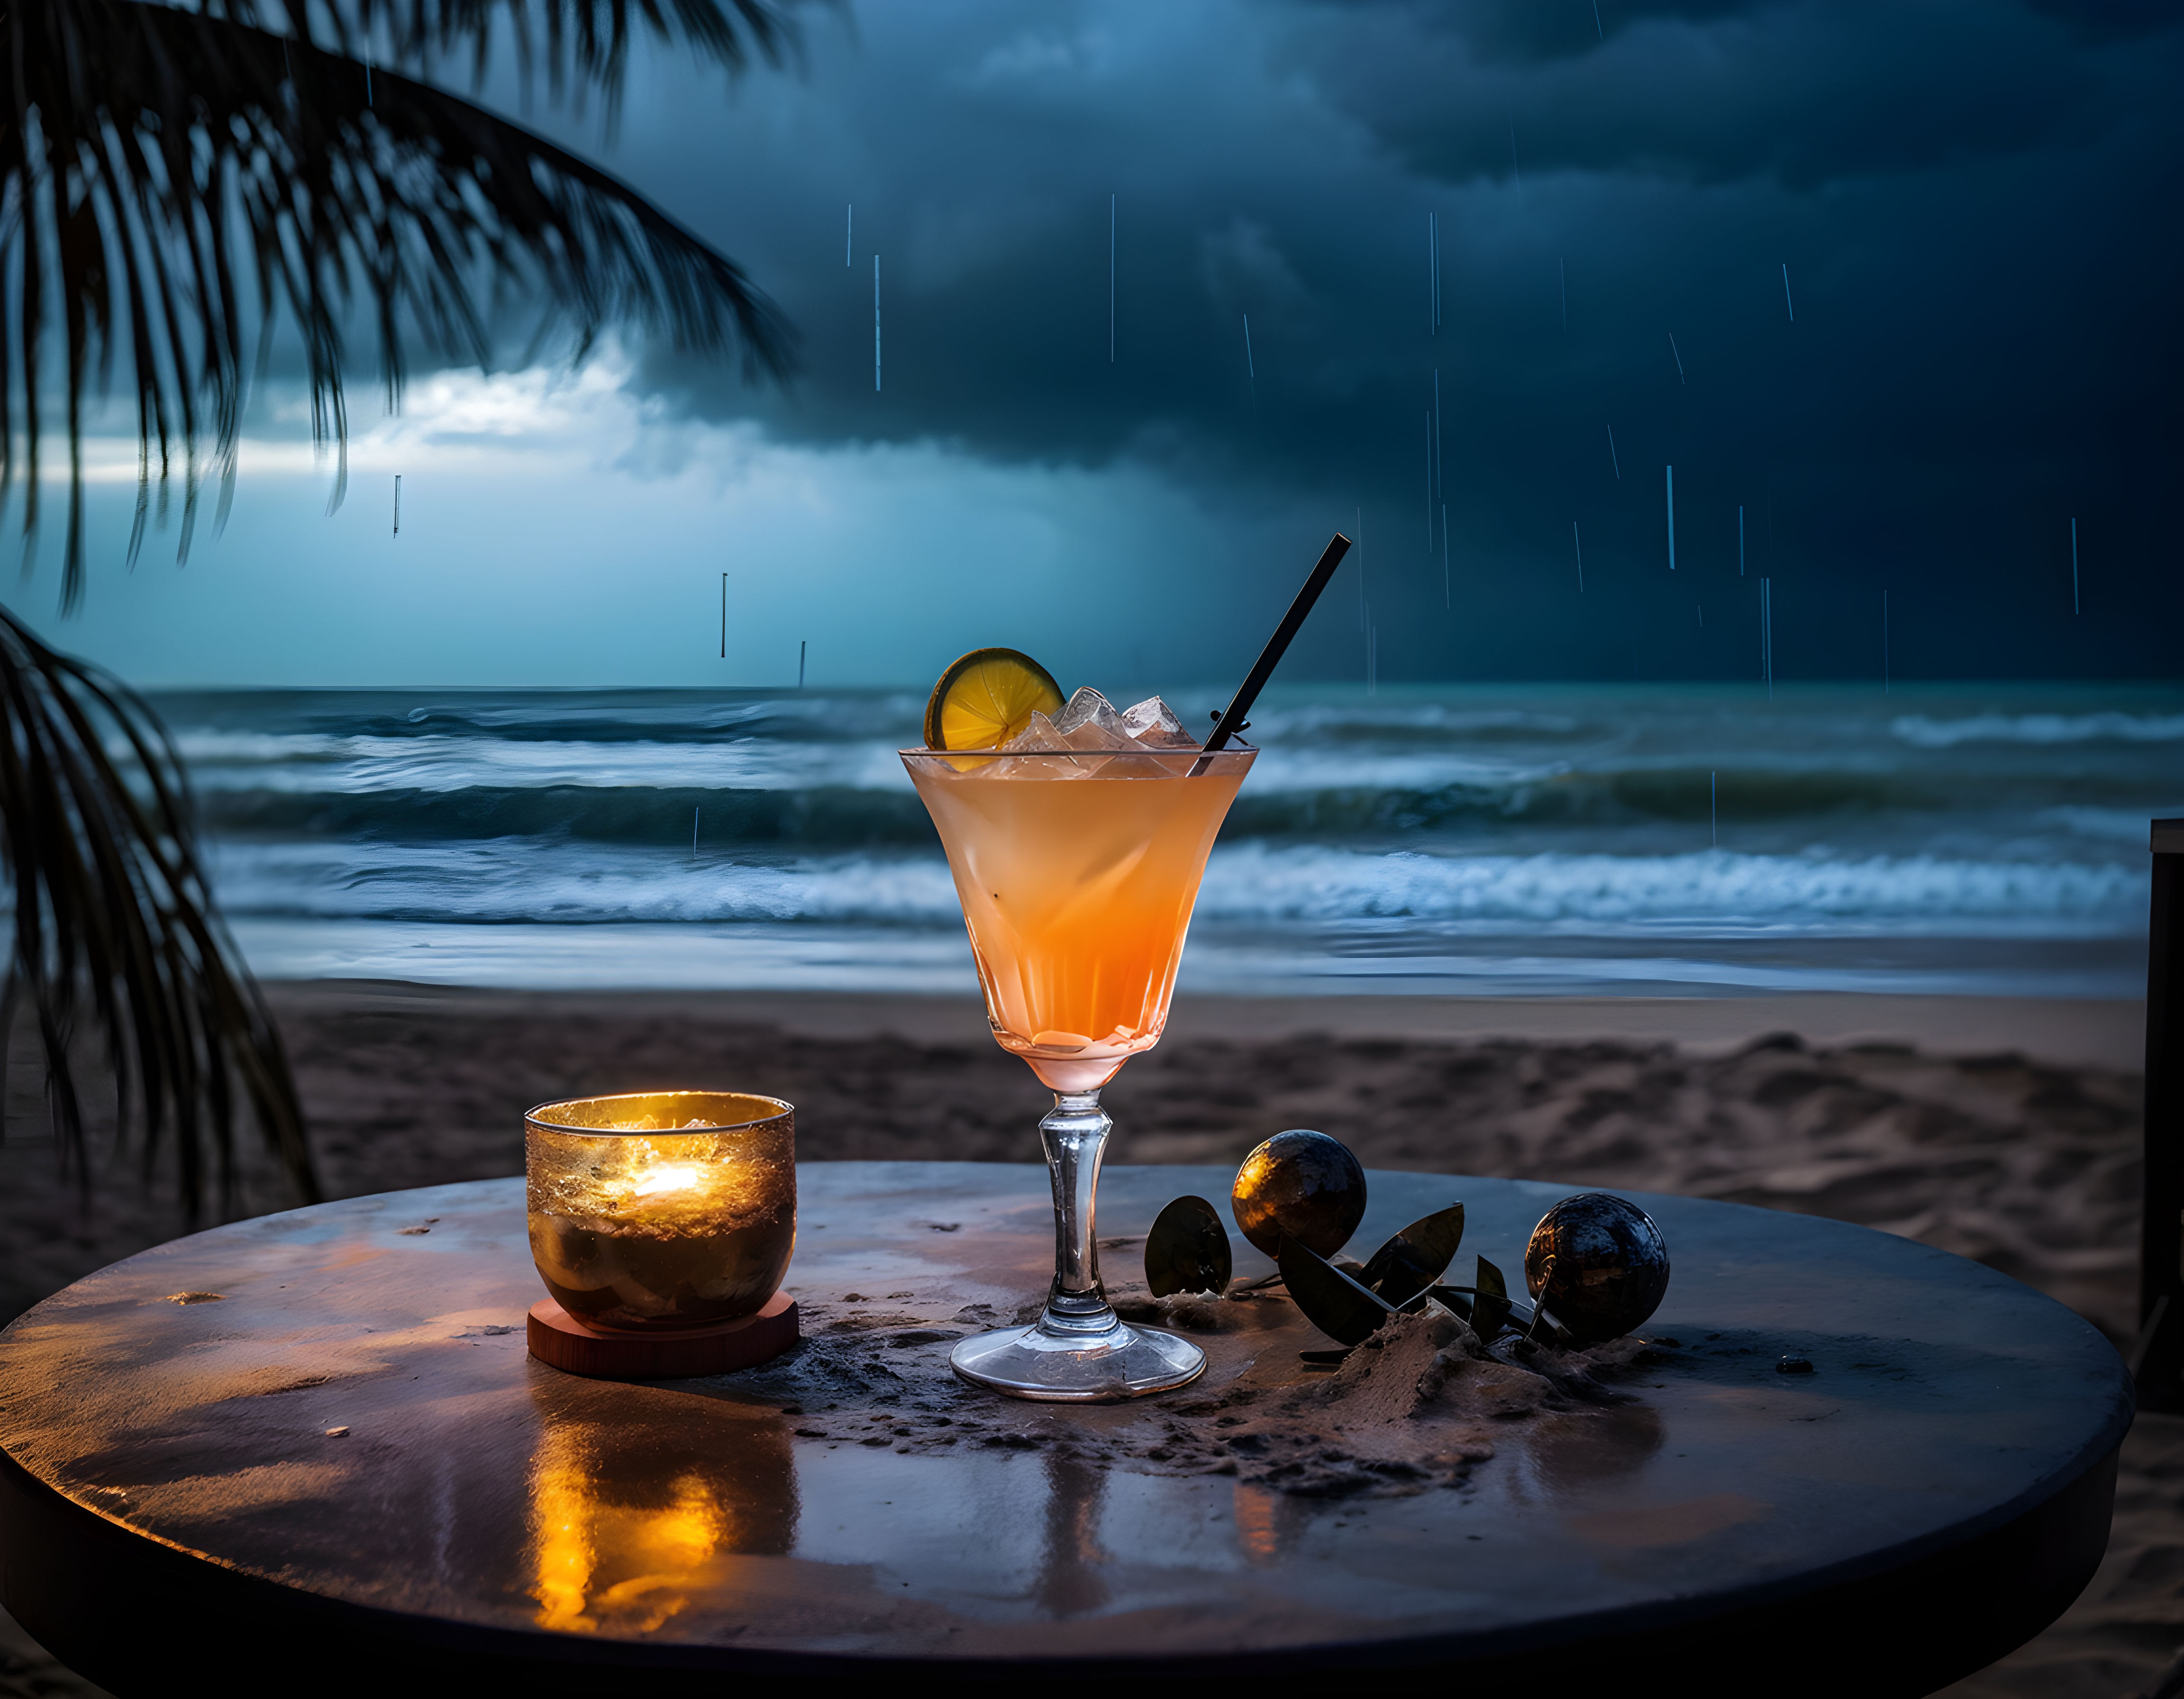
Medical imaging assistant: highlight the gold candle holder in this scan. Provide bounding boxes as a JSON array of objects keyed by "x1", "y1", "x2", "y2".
[{"x1": 525, "y1": 1092, "x2": 797, "y2": 1374}]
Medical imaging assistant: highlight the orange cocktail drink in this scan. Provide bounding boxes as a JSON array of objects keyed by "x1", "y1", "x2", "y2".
[
  {"x1": 901, "y1": 539, "x2": 1344, "y2": 1400},
  {"x1": 905, "y1": 750, "x2": 1250, "y2": 1094},
  {"x1": 902, "y1": 728, "x2": 1254, "y2": 1401}
]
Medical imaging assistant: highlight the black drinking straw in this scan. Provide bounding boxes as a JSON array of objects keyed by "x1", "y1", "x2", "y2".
[{"x1": 1204, "y1": 532, "x2": 1353, "y2": 754}]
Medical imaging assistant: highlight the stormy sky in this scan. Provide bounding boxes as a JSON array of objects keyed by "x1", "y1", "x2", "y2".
[{"x1": 31, "y1": 0, "x2": 2184, "y2": 688}]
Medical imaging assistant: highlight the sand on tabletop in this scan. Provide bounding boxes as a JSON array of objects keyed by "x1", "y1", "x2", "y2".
[{"x1": 0, "y1": 981, "x2": 2162, "y2": 1696}]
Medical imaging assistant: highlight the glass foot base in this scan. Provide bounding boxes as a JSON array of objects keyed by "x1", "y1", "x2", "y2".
[{"x1": 949, "y1": 1318, "x2": 1206, "y2": 1402}]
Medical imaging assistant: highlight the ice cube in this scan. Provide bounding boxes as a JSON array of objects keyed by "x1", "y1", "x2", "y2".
[
  {"x1": 998, "y1": 711, "x2": 1074, "y2": 753},
  {"x1": 993, "y1": 709, "x2": 1110, "y2": 776},
  {"x1": 992, "y1": 689, "x2": 1199, "y2": 774},
  {"x1": 1120, "y1": 695, "x2": 1200, "y2": 749},
  {"x1": 1049, "y1": 687, "x2": 1137, "y2": 749}
]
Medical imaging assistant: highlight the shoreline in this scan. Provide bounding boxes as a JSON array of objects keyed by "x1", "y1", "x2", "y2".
[{"x1": 259, "y1": 980, "x2": 2150, "y2": 1072}]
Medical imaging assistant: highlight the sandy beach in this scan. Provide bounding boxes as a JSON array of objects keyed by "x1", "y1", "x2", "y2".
[{"x1": 0, "y1": 983, "x2": 2166, "y2": 1696}]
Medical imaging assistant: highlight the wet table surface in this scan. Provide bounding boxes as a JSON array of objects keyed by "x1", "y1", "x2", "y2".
[{"x1": 0, "y1": 1163, "x2": 2135, "y2": 1691}]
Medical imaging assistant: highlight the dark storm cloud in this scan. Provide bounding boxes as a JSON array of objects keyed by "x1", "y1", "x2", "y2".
[
  {"x1": 1338, "y1": 0, "x2": 2108, "y2": 186},
  {"x1": 497, "y1": 0, "x2": 2183, "y2": 679}
]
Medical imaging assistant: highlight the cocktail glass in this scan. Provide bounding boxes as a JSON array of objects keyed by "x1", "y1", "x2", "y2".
[{"x1": 902, "y1": 740, "x2": 1256, "y2": 1400}]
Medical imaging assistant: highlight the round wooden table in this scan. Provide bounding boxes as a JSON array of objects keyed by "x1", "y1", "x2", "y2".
[{"x1": 0, "y1": 1163, "x2": 2131, "y2": 1696}]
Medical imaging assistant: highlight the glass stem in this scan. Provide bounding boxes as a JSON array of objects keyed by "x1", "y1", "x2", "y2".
[{"x1": 1038, "y1": 1089, "x2": 1118, "y2": 1336}]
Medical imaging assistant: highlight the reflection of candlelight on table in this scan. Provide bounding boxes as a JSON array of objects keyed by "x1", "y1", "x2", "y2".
[
  {"x1": 528, "y1": 1410, "x2": 798, "y2": 1635},
  {"x1": 533, "y1": 1426, "x2": 724, "y2": 1635},
  {"x1": 526, "y1": 1091, "x2": 795, "y2": 1333}
]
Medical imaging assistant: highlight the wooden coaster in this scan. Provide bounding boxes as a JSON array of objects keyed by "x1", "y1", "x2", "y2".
[{"x1": 527, "y1": 1291, "x2": 799, "y2": 1380}]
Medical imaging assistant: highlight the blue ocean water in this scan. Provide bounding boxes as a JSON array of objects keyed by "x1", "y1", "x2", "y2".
[{"x1": 156, "y1": 682, "x2": 2182, "y2": 999}]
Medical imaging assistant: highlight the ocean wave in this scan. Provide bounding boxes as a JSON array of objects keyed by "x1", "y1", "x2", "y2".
[
  {"x1": 380, "y1": 693, "x2": 927, "y2": 743},
  {"x1": 198, "y1": 782, "x2": 943, "y2": 846},
  {"x1": 206, "y1": 841, "x2": 963, "y2": 925},
  {"x1": 2041, "y1": 804, "x2": 2184, "y2": 844},
  {"x1": 1892, "y1": 712, "x2": 2184, "y2": 748},
  {"x1": 172, "y1": 735, "x2": 1566, "y2": 802},
  {"x1": 149, "y1": 695, "x2": 2184, "y2": 853},
  {"x1": 188, "y1": 764, "x2": 1934, "y2": 846},
  {"x1": 178, "y1": 736, "x2": 913, "y2": 796},
  {"x1": 203, "y1": 840, "x2": 2146, "y2": 937},
  {"x1": 158, "y1": 735, "x2": 1532, "y2": 804},
  {"x1": 1193, "y1": 843, "x2": 2143, "y2": 933},
  {"x1": 1242, "y1": 703, "x2": 1589, "y2": 741},
  {"x1": 164, "y1": 730, "x2": 360, "y2": 764},
  {"x1": 1237, "y1": 748, "x2": 1573, "y2": 793},
  {"x1": 135, "y1": 685, "x2": 2184, "y2": 992},
  {"x1": 150, "y1": 691, "x2": 928, "y2": 755}
]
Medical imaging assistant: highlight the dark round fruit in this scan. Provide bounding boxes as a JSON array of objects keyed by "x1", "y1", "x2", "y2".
[
  {"x1": 1231, "y1": 1130, "x2": 1367, "y2": 1258},
  {"x1": 1524, "y1": 1192, "x2": 1671, "y2": 1344}
]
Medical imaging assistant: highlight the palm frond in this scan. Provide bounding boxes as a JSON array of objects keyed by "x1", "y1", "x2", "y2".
[
  {"x1": 0, "y1": 0, "x2": 798, "y2": 608},
  {"x1": 0, "y1": 2, "x2": 797, "y2": 1224},
  {"x1": 220, "y1": 2, "x2": 804, "y2": 125},
  {"x1": 0, "y1": 603, "x2": 316, "y2": 1220}
]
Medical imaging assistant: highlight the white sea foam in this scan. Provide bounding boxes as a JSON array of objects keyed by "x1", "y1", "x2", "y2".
[
  {"x1": 163, "y1": 730, "x2": 358, "y2": 764},
  {"x1": 1192, "y1": 843, "x2": 2143, "y2": 935},
  {"x1": 1240, "y1": 748, "x2": 1572, "y2": 793},
  {"x1": 203, "y1": 840, "x2": 2145, "y2": 938},
  {"x1": 173, "y1": 727, "x2": 1558, "y2": 800},
  {"x1": 1245, "y1": 703, "x2": 1586, "y2": 739},
  {"x1": 173, "y1": 733, "x2": 910, "y2": 795},
  {"x1": 205, "y1": 841, "x2": 964, "y2": 926},
  {"x1": 1892, "y1": 712, "x2": 2184, "y2": 748}
]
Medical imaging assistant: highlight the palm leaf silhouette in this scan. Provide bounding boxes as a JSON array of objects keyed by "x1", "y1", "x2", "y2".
[
  {"x1": 0, "y1": 0, "x2": 797, "y2": 1217},
  {"x1": 5, "y1": 0, "x2": 798, "y2": 600},
  {"x1": 224, "y1": 1, "x2": 801, "y2": 127},
  {"x1": 0, "y1": 605, "x2": 314, "y2": 1215}
]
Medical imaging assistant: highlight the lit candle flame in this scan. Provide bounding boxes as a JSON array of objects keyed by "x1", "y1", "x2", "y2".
[{"x1": 632, "y1": 1164, "x2": 703, "y2": 1199}]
